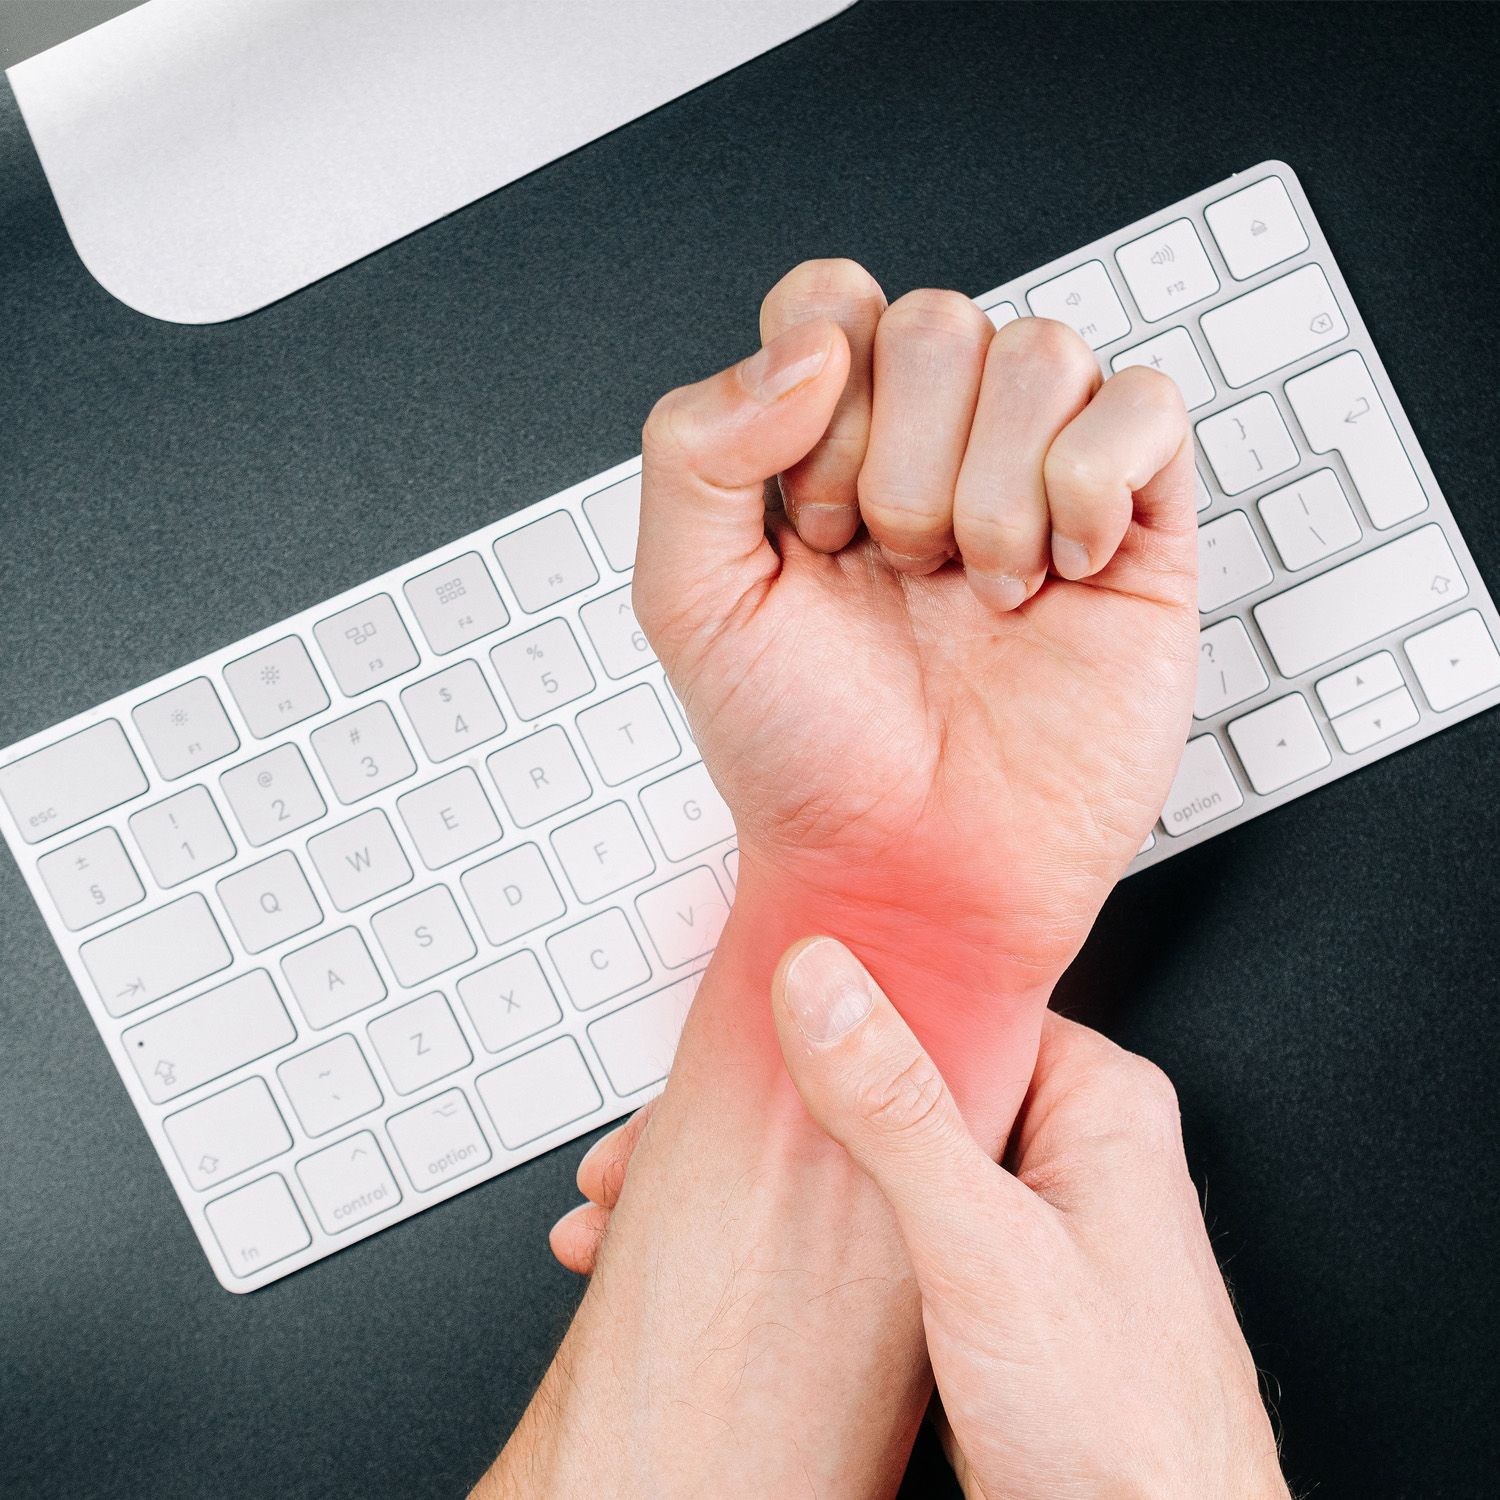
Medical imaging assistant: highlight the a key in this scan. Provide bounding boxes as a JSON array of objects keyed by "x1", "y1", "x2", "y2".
[
  {"x1": 1204, "y1": 174, "x2": 1309, "y2": 280},
  {"x1": 367, "y1": 992, "x2": 472, "y2": 1095},
  {"x1": 1330, "y1": 687, "x2": 1420, "y2": 754},
  {"x1": 636, "y1": 867, "x2": 730, "y2": 968},
  {"x1": 1195, "y1": 618, "x2": 1269, "y2": 720},
  {"x1": 37, "y1": 827, "x2": 145, "y2": 931},
  {"x1": 1284, "y1": 352, "x2": 1427, "y2": 529},
  {"x1": 486, "y1": 726, "x2": 592, "y2": 827},
  {"x1": 1404, "y1": 610, "x2": 1500, "y2": 712},
  {"x1": 1196, "y1": 512, "x2": 1273, "y2": 614},
  {"x1": 474, "y1": 1036, "x2": 603, "y2": 1150},
  {"x1": 397, "y1": 768, "x2": 503, "y2": 869},
  {"x1": 306, "y1": 808, "x2": 414, "y2": 911},
  {"x1": 546, "y1": 907, "x2": 653, "y2": 1010},
  {"x1": 1257, "y1": 469, "x2": 1361, "y2": 571},
  {"x1": 281, "y1": 925, "x2": 387, "y2": 1028},
  {"x1": 579, "y1": 585, "x2": 655, "y2": 680},
  {"x1": 296, "y1": 1131, "x2": 402, "y2": 1233},
  {"x1": 400, "y1": 660, "x2": 505, "y2": 762},
  {"x1": 1160, "y1": 735, "x2": 1244, "y2": 836},
  {"x1": 123, "y1": 969, "x2": 295, "y2": 1104},
  {"x1": 313, "y1": 593, "x2": 421, "y2": 696},
  {"x1": 639, "y1": 762, "x2": 735, "y2": 860},
  {"x1": 216, "y1": 850, "x2": 323, "y2": 953},
  {"x1": 1195, "y1": 394, "x2": 1298, "y2": 496},
  {"x1": 403, "y1": 552, "x2": 509, "y2": 654},
  {"x1": 1112, "y1": 327, "x2": 1215, "y2": 409},
  {"x1": 371, "y1": 885, "x2": 476, "y2": 987},
  {"x1": 163, "y1": 1078, "x2": 293, "y2": 1191},
  {"x1": 1199, "y1": 264, "x2": 1347, "y2": 388},
  {"x1": 0, "y1": 718, "x2": 147, "y2": 845},
  {"x1": 979, "y1": 298, "x2": 1019, "y2": 328},
  {"x1": 1316, "y1": 651, "x2": 1404, "y2": 718},
  {"x1": 493, "y1": 511, "x2": 600, "y2": 612},
  {"x1": 387, "y1": 1089, "x2": 492, "y2": 1192},
  {"x1": 1025, "y1": 260, "x2": 1131, "y2": 348},
  {"x1": 1226, "y1": 693, "x2": 1331, "y2": 795},
  {"x1": 128, "y1": 784, "x2": 236, "y2": 887},
  {"x1": 277, "y1": 1034, "x2": 384, "y2": 1136},
  {"x1": 723, "y1": 848, "x2": 739, "y2": 888},
  {"x1": 1114, "y1": 218, "x2": 1219, "y2": 321},
  {"x1": 461, "y1": 844, "x2": 566, "y2": 945},
  {"x1": 576, "y1": 685, "x2": 680, "y2": 786},
  {"x1": 132, "y1": 678, "x2": 240, "y2": 781},
  {"x1": 456, "y1": 952, "x2": 562, "y2": 1053},
  {"x1": 220, "y1": 743, "x2": 327, "y2": 846},
  {"x1": 222, "y1": 637, "x2": 330, "y2": 738},
  {"x1": 582, "y1": 474, "x2": 642, "y2": 574},
  {"x1": 490, "y1": 619, "x2": 596, "y2": 719},
  {"x1": 204, "y1": 1174, "x2": 310, "y2": 1279},
  {"x1": 550, "y1": 801, "x2": 655, "y2": 902},
  {"x1": 311, "y1": 703, "x2": 417, "y2": 804},
  {"x1": 1253, "y1": 524, "x2": 1465, "y2": 678},
  {"x1": 1195, "y1": 467, "x2": 1212, "y2": 514},
  {"x1": 80, "y1": 892, "x2": 233, "y2": 1016},
  {"x1": 586, "y1": 973, "x2": 700, "y2": 1097}
]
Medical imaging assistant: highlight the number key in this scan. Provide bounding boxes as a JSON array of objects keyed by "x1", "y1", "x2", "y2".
[
  {"x1": 220, "y1": 744, "x2": 327, "y2": 846},
  {"x1": 128, "y1": 784, "x2": 236, "y2": 886},
  {"x1": 579, "y1": 585, "x2": 655, "y2": 679},
  {"x1": 400, "y1": 660, "x2": 505, "y2": 762},
  {"x1": 490, "y1": 619, "x2": 595, "y2": 720},
  {"x1": 310, "y1": 703, "x2": 417, "y2": 803}
]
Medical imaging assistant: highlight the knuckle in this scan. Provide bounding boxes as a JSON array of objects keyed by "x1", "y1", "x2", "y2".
[
  {"x1": 764, "y1": 257, "x2": 885, "y2": 326},
  {"x1": 955, "y1": 504, "x2": 1046, "y2": 562},
  {"x1": 994, "y1": 316, "x2": 1098, "y2": 384},
  {"x1": 883, "y1": 287, "x2": 991, "y2": 344},
  {"x1": 858, "y1": 1054, "x2": 949, "y2": 1142},
  {"x1": 1095, "y1": 1052, "x2": 1183, "y2": 1145},
  {"x1": 1043, "y1": 437, "x2": 1111, "y2": 501},
  {"x1": 1108, "y1": 363, "x2": 1188, "y2": 422},
  {"x1": 640, "y1": 388, "x2": 702, "y2": 467}
]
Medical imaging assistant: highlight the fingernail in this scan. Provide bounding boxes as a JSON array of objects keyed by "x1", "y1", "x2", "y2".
[
  {"x1": 795, "y1": 502, "x2": 854, "y2": 552},
  {"x1": 1050, "y1": 532, "x2": 1091, "y2": 580},
  {"x1": 783, "y1": 937, "x2": 874, "y2": 1045},
  {"x1": 740, "y1": 325, "x2": 831, "y2": 404},
  {"x1": 967, "y1": 569, "x2": 1029, "y2": 612}
]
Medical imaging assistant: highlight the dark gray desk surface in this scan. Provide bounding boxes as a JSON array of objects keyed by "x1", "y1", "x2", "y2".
[{"x1": 2, "y1": 4, "x2": 1498, "y2": 1496}]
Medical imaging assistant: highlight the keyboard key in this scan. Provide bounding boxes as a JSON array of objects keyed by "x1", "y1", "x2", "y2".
[
  {"x1": 1284, "y1": 352, "x2": 1426, "y2": 529},
  {"x1": 164, "y1": 1077, "x2": 292, "y2": 1191},
  {"x1": 461, "y1": 844, "x2": 566, "y2": 945},
  {"x1": 372, "y1": 885, "x2": 476, "y2": 987},
  {"x1": 1114, "y1": 218, "x2": 1219, "y2": 321},
  {"x1": 491, "y1": 619, "x2": 596, "y2": 720},
  {"x1": 636, "y1": 867, "x2": 730, "y2": 968},
  {"x1": 1026, "y1": 260, "x2": 1130, "y2": 348},
  {"x1": 311, "y1": 703, "x2": 417, "y2": 804},
  {"x1": 576, "y1": 685, "x2": 680, "y2": 786},
  {"x1": 1226, "y1": 693, "x2": 1331, "y2": 795},
  {"x1": 403, "y1": 552, "x2": 509, "y2": 654},
  {"x1": 1111, "y1": 327, "x2": 1215, "y2": 409},
  {"x1": 278, "y1": 1034, "x2": 384, "y2": 1137},
  {"x1": 493, "y1": 512, "x2": 599, "y2": 612},
  {"x1": 0, "y1": 719, "x2": 147, "y2": 845},
  {"x1": 640, "y1": 762, "x2": 735, "y2": 860},
  {"x1": 217, "y1": 850, "x2": 323, "y2": 953},
  {"x1": 80, "y1": 892, "x2": 233, "y2": 1017},
  {"x1": 1196, "y1": 512, "x2": 1273, "y2": 614},
  {"x1": 400, "y1": 660, "x2": 505, "y2": 762},
  {"x1": 1257, "y1": 469, "x2": 1360, "y2": 571},
  {"x1": 1254, "y1": 524, "x2": 1465, "y2": 678},
  {"x1": 723, "y1": 848, "x2": 739, "y2": 888},
  {"x1": 1195, "y1": 394, "x2": 1298, "y2": 496},
  {"x1": 222, "y1": 637, "x2": 330, "y2": 738},
  {"x1": 979, "y1": 298, "x2": 1020, "y2": 328},
  {"x1": 387, "y1": 1089, "x2": 492, "y2": 1192},
  {"x1": 306, "y1": 808, "x2": 413, "y2": 911},
  {"x1": 132, "y1": 678, "x2": 240, "y2": 781},
  {"x1": 397, "y1": 768, "x2": 502, "y2": 869},
  {"x1": 1331, "y1": 686, "x2": 1420, "y2": 754},
  {"x1": 1405, "y1": 610, "x2": 1500, "y2": 711},
  {"x1": 220, "y1": 744, "x2": 327, "y2": 846},
  {"x1": 579, "y1": 585, "x2": 656, "y2": 679},
  {"x1": 1160, "y1": 735, "x2": 1244, "y2": 837},
  {"x1": 281, "y1": 925, "x2": 387, "y2": 1028},
  {"x1": 1315, "y1": 651, "x2": 1404, "y2": 719},
  {"x1": 296, "y1": 1131, "x2": 402, "y2": 1233},
  {"x1": 1194, "y1": 618, "x2": 1269, "y2": 720},
  {"x1": 547, "y1": 908, "x2": 652, "y2": 1010},
  {"x1": 205, "y1": 1174, "x2": 310, "y2": 1279},
  {"x1": 551, "y1": 801, "x2": 655, "y2": 902},
  {"x1": 456, "y1": 952, "x2": 562, "y2": 1052},
  {"x1": 1194, "y1": 467, "x2": 1212, "y2": 514},
  {"x1": 1139, "y1": 831, "x2": 1157, "y2": 855},
  {"x1": 38, "y1": 828, "x2": 145, "y2": 931},
  {"x1": 123, "y1": 969, "x2": 295, "y2": 1104},
  {"x1": 587, "y1": 974, "x2": 700, "y2": 1097},
  {"x1": 314, "y1": 594, "x2": 421, "y2": 697},
  {"x1": 1204, "y1": 175, "x2": 1309, "y2": 280},
  {"x1": 582, "y1": 474, "x2": 642, "y2": 573},
  {"x1": 487, "y1": 726, "x2": 591, "y2": 827},
  {"x1": 367, "y1": 991, "x2": 472, "y2": 1095},
  {"x1": 1199, "y1": 265, "x2": 1347, "y2": 388},
  {"x1": 128, "y1": 784, "x2": 236, "y2": 887},
  {"x1": 475, "y1": 1036, "x2": 603, "y2": 1150}
]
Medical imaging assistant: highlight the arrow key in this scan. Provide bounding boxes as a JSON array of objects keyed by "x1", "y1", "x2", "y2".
[
  {"x1": 1331, "y1": 686, "x2": 1420, "y2": 754},
  {"x1": 1227, "y1": 693, "x2": 1331, "y2": 795},
  {"x1": 1405, "y1": 609, "x2": 1500, "y2": 712}
]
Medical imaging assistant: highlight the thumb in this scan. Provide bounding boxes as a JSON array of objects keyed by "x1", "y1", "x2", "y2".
[{"x1": 634, "y1": 319, "x2": 849, "y2": 656}]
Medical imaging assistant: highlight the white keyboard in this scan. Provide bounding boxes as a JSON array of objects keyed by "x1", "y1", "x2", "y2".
[{"x1": 4, "y1": 161, "x2": 1497, "y2": 1292}]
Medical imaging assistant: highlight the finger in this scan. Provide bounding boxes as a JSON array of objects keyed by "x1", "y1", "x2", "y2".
[
  {"x1": 635, "y1": 319, "x2": 850, "y2": 659},
  {"x1": 1041, "y1": 364, "x2": 1192, "y2": 583},
  {"x1": 548, "y1": 1201, "x2": 612, "y2": 1277},
  {"x1": 575, "y1": 1097, "x2": 658, "y2": 1209},
  {"x1": 952, "y1": 318, "x2": 1100, "y2": 612},
  {"x1": 760, "y1": 259, "x2": 886, "y2": 553},
  {"x1": 858, "y1": 289, "x2": 993, "y2": 572}
]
